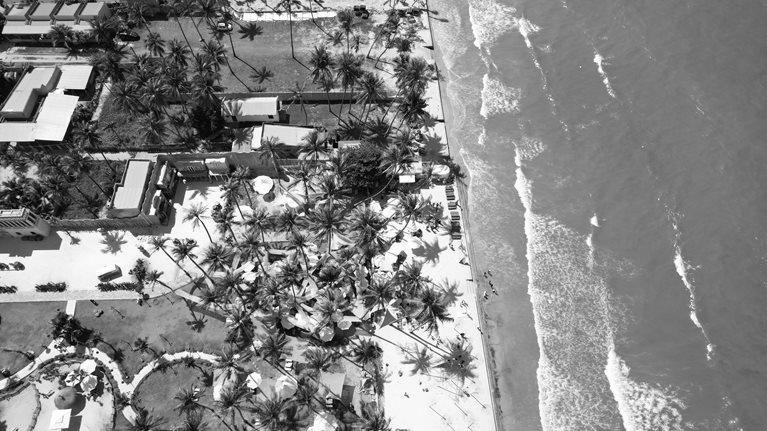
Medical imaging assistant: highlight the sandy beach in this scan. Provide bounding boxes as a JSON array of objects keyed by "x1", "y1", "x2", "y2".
[{"x1": 427, "y1": 0, "x2": 544, "y2": 430}]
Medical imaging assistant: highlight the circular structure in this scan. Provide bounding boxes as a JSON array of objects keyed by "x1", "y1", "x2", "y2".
[
  {"x1": 275, "y1": 375, "x2": 297, "y2": 399},
  {"x1": 253, "y1": 176, "x2": 274, "y2": 195},
  {"x1": 53, "y1": 387, "x2": 80, "y2": 409},
  {"x1": 245, "y1": 372, "x2": 262, "y2": 390}
]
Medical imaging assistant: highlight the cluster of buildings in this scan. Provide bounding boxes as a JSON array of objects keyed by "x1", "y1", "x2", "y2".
[
  {"x1": 0, "y1": 64, "x2": 95, "y2": 147},
  {"x1": 1, "y1": 1, "x2": 110, "y2": 43}
]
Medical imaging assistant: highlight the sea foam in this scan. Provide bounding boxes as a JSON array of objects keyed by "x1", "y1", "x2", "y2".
[
  {"x1": 593, "y1": 51, "x2": 617, "y2": 99},
  {"x1": 480, "y1": 74, "x2": 520, "y2": 118},
  {"x1": 467, "y1": 0, "x2": 516, "y2": 49},
  {"x1": 605, "y1": 342, "x2": 687, "y2": 431}
]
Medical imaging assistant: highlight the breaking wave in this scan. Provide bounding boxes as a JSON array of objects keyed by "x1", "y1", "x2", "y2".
[
  {"x1": 593, "y1": 51, "x2": 617, "y2": 99},
  {"x1": 467, "y1": 0, "x2": 516, "y2": 49},
  {"x1": 666, "y1": 207, "x2": 716, "y2": 360},
  {"x1": 480, "y1": 74, "x2": 521, "y2": 118},
  {"x1": 605, "y1": 342, "x2": 687, "y2": 431}
]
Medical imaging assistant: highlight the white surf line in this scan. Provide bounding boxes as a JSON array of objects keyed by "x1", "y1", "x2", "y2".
[
  {"x1": 666, "y1": 208, "x2": 715, "y2": 360},
  {"x1": 514, "y1": 17, "x2": 570, "y2": 136},
  {"x1": 593, "y1": 50, "x2": 617, "y2": 99}
]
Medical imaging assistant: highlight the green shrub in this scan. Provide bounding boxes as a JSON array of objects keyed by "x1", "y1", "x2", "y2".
[
  {"x1": 97, "y1": 282, "x2": 140, "y2": 292},
  {"x1": 0, "y1": 285, "x2": 18, "y2": 294},
  {"x1": 35, "y1": 282, "x2": 67, "y2": 292}
]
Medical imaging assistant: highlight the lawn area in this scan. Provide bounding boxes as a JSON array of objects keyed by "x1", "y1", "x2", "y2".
[
  {"x1": 0, "y1": 301, "x2": 64, "y2": 374},
  {"x1": 96, "y1": 95, "x2": 192, "y2": 150},
  {"x1": 76, "y1": 295, "x2": 229, "y2": 377},
  {"x1": 60, "y1": 160, "x2": 123, "y2": 219},
  {"x1": 135, "y1": 17, "x2": 375, "y2": 92},
  {"x1": 132, "y1": 361, "x2": 221, "y2": 429}
]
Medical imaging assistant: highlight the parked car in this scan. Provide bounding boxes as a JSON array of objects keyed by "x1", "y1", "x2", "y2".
[
  {"x1": 116, "y1": 30, "x2": 140, "y2": 42},
  {"x1": 216, "y1": 21, "x2": 233, "y2": 32}
]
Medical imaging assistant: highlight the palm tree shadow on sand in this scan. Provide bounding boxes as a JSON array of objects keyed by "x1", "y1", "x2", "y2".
[
  {"x1": 411, "y1": 238, "x2": 445, "y2": 264},
  {"x1": 99, "y1": 230, "x2": 127, "y2": 254}
]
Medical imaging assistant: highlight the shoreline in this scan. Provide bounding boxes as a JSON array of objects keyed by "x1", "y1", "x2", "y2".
[{"x1": 425, "y1": 2, "x2": 504, "y2": 430}]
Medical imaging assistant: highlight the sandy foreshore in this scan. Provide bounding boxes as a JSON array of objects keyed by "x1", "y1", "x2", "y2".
[{"x1": 426, "y1": 0, "x2": 544, "y2": 430}]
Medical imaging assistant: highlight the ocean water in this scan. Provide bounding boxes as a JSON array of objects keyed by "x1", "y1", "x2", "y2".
[{"x1": 430, "y1": 0, "x2": 767, "y2": 430}]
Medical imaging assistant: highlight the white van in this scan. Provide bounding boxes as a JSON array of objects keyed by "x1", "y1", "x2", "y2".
[{"x1": 97, "y1": 265, "x2": 122, "y2": 282}]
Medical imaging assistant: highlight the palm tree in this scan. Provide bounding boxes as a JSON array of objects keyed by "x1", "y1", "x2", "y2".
[
  {"x1": 221, "y1": 179, "x2": 246, "y2": 219},
  {"x1": 144, "y1": 31, "x2": 166, "y2": 56},
  {"x1": 137, "y1": 115, "x2": 170, "y2": 146},
  {"x1": 298, "y1": 129, "x2": 327, "y2": 161},
  {"x1": 202, "y1": 243, "x2": 234, "y2": 273},
  {"x1": 216, "y1": 385, "x2": 253, "y2": 429},
  {"x1": 71, "y1": 121, "x2": 115, "y2": 173},
  {"x1": 259, "y1": 136, "x2": 289, "y2": 186},
  {"x1": 334, "y1": 53, "x2": 364, "y2": 122},
  {"x1": 231, "y1": 166, "x2": 255, "y2": 207},
  {"x1": 415, "y1": 288, "x2": 452, "y2": 335},
  {"x1": 402, "y1": 346, "x2": 433, "y2": 375},
  {"x1": 251, "y1": 65, "x2": 274, "y2": 85},
  {"x1": 238, "y1": 22, "x2": 263, "y2": 41},
  {"x1": 149, "y1": 236, "x2": 192, "y2": 279},
  {"x1": 351, "y1": 338, "x2": 382, "y2": 370},
  {"x1": 252, "y1": 394, "x2": 290, "y2": 431},
  {"x1": 90, "y1": 50, "x2": 126, "y2": 82},
  {"x1": 335, "y1": 9, "x2": 355, "y2": 52},
  {"x1": 64, "y1": 152, "x2": 108, "y2": 197},
  {"x1": 121, "y1": 407, "x2": 164, "y2": 431},
  {"x1": 260, "y1": 330, "x2": 291, "y2": 366},
  {"x1": 436, "y1": 338, "x2": 477, "y2": 383},
  {"x1": 49, "y1": 24, "x2": 73, "y2": 48},
  {"x1": 318, "y1": 75, "x2": 339, "y2": 120},
  {"x1": 287, "y1": 231, "x2": 312, "y2": 272},
  {"x1": 288, "y1": 80, "x2": 309, "y2": 125},
  {"x1": 396, "y1": 90, "x2": 429, "y2": 129},
  {"x1": 302, "y1": 347, "x2": 333, "y2": 376},
  {"x1": 174, "y1": 386, "x2": 205, "y2": 417},
  {"x1": 308, "y1": 45, "x2": 335, "y2": 84},
  {"x1": 132, "y1": 336, "x2": 160, "y2": 358},
  {"x1": 286, "y1": 161, "x2": 315, "y2": 209},
  {"x1": 307, "y1": 202, "x2": 346, "y2": 254},
  {"x1": 276, "y1": 0, "x2": 309, "y2": 70},
  {"x1": 357, "y1": 72, "x2": 387, "y2": 122},
  {"x1": 178, "y1": 411, "x2": 208, "y2": 431},
  {"x1": 242, "y1": 208, "x2": 273, "y2": 244},
  {"x1": 363, "y1": 116, "x2": 393, "y2": 148},
  {"x1": 238, "y1": 231, "x2": 266, "y2": 274},
  {"x1": 183, "y1": 203, "x2": 214, "y2": 242},
  {"x1": 360, "y1": 404, "x2": 391, "y2": 431},
  {"x1": 168, "y1": 39, "x2": 192, "y2": 67},
  {"x1": 395, "y1": 191, "x2": 425, "y2": 237},
  {"x1": 171, "y1": 238, "x2": 215, "y2": 283},
  {"x1": 88, "y1": 15, "x2": 119, "y2": 50},
  {"x1": 214, "y1": 207, "x2": 241, "y2": 245},
  {"x1": 166, "y1": 0, "x2": 195, "y2": 52},
  {"x1": 225, "y1": 307, "x2": 254, "y2": 346}
]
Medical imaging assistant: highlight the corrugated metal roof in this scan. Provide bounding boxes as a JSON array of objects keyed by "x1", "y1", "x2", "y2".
[
  {"x1": 57, "y1": 65, "x2": 93, "y2": 91},
  {"x1": 0, "y1": 67, "x2": 59, "y2": 117},
  {"x1": 33, "y1": 93, "x2": 79, "y2": 141},
  {"x1": 5, "y1": 4, "x2": 31, "y2": 20},
  {"x1": 79, "y1": 2, "x2": 106, "y2": 17},
  {"x1": 30, "y1": 2, "x2": 57, "y2": 19},
  {"x1": 54, "y1": 2, "x2": 82, "y2": 19}
]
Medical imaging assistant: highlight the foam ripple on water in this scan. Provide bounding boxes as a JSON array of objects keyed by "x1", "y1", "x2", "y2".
[
  {"x1": 480, "y1": 74, "x2": 521, "y2": 118},
  {"x1": 467, "y1": 0, "x2": 516, "y2": 49}
]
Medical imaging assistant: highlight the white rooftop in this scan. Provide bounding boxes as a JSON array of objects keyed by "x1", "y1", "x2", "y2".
[
  {"x1": 254, "y1": 124, "x2": 314, "y2": 150},
  {"x1": 57, "y1": 65, "x2": 93, "y2": 91},
  {"x1": 222, "y1": 96, "x2": 278, "y2": 117},
  {"x1": 111, "y1": 160, "x2": 151, "y2": 217},
  {"x1": 1, "y1": 66, "x2": 60, "y2": 116},
  {"x1": 48, "y1": 409, "x2": 71, "y2": 430},
  {"x1": 33, "y1": 93, "x2": 79, "y2": 141}
]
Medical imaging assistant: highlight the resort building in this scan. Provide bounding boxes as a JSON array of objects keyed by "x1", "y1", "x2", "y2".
[
  {"x1": 108, "y1": 160, "x2": 153, "y2": 219},
  {"x1": 107, "y1": 159, "x2": 178, "y2": 224},
  {"x1": 0, "y1": 208, "x2": 51, "y2": 238},
  {"x1": 1, "y1": 1, "x2": 110, "y2": 43},
  {"x1": 221, "y1": 96, "x2": 281, "y2": 123},
  {"x1": 0, "y1": 65, "x2": 95, "y2": 147}
]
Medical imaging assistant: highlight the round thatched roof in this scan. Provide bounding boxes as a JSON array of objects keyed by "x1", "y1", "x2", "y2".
[{"x1": 54, "y1": 387, "x2": 80, "y2": 409}]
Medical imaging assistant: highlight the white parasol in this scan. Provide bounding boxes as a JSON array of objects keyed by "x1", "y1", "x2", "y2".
[
  {"x1": 318, "y1": 326, "x2": 335, "y2": 342},
  {"x1": 253, "y1": 176, "x2": 274, "y2": 194},
  {"x1": 275, "y1": 375, "x2": 297, "y2": 399},
  {"x1": 79, "y1": 359, "x2": 97, "y2": 374},
  {"x1": 245, "y1": 372, "x2": 262, "y2": 390},
  {"x1": 79, "y1": 374, "x2": 98, "y2": 394}
]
